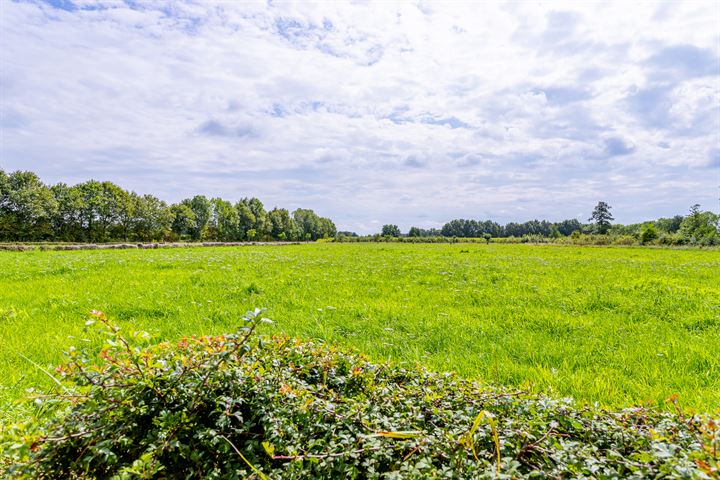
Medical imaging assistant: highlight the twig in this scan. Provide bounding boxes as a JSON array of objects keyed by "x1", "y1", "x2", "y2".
[
  {"x1": 44, "y1": 425, "x2": 107, "y2": 442},
  {"x1": 220, "y1": 435, "x2": 271, "y2": 480},
  {"x1": 518, "y1": 427, "x2": 555, "y2": 457},
  {"x1": 271, "y1": 445, "x2": 385, "y2": 461}
]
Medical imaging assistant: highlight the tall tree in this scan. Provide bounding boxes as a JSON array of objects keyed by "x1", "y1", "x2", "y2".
[
  {"x1": 76, "y1": 180, "x2": 130, "y2": 242},
  {"x1": 184, "y1": 196, "x2": 212, "y2": 240},
  {"x1": 268, "y1": 208, "x2": 299, "y2": 240},
  {"x1": 131, "y1": 194, "x2": 172, "y2": 241},
  {"x1": 0, "y1": 170, "x2": 57, "y2": 240},
  {"x1": 555, "y1": 219, "x2": 582, "y2": 236},
  {"x1": 211, "y1": 198, "x2": 240, "y2": 241},
  {"x1": 381, "y1": 224, "x2": 401, "y2": 237},
  {"x1": 0, "y1": 170, "x2": 8, "y2": 212},
  {"x1": 170, "y1": 203, "x2": 196, "y2": 239},
  {"x1": 680, "y1": 204, "x2": 719, "y2": 241},
  {"x1": 317, "y1": 216, "x2": 336, "y2": 238},
  {"x1": 293, "y1": 208, "x2": 320, "y2": 240},
  {"x1": 116, "y1": 192, "x2": 137, "y2": 241},
  {"x1": 245, "y1": 198, "x2": 271, "y2": 240},
  {"x1": 51, "y1": 183, "x2": 86, "y2": 241},
  {"x1": 655, "y1": 215, "x2": 684, "y2": 233},
  {"x1": 589, "y1": 201, "x2": 614, "y2": 234},
  {"x1": 235, "y1": 201, "x2": 256, "y2": 240}
]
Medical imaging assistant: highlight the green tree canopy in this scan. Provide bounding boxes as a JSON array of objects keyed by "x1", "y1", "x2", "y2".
[
  {"x1": 589, "y1": 201, "x2": 614, "y2": 234},
  {"x1": 210, "y1": 198, "x2": 240, "y2": 241},
  {"x1": 680, "y1": 204, "x2": 719, "y2": 242},
  {"x1": 170, "y1": 203, "x2": 196, "y2": 239},
  {"x1": 0, "y1": 170, "x2": 57, "y2": 241},
  {"x1": 381, "y1": 224, "x2": 401, "y2": 237},
  {"x1": 184, "y1": 195, "x2": 212, "y2": 241},
  {"x1": 268, "y1": 208, "x2": 299, "y2": 241}
]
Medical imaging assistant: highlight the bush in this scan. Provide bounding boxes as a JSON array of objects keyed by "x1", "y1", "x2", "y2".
[
  {"x1": 696, "y1": 235, "x2": 719, "y2": 247},
  {"x1": 658, "y1": 232, "x2": 685, "y2": 246},
  {"x1": 640, "y1": 224, "x2": 659, "y2": 244},
  {"x1": 567, "y1": 234, "x2": 613, "y2": 246},
  {"x1": 4, "y1": 311, "x2": 718, "y2": 479},
  {"x1": 612, "y1": 235, "x2": 636, "y2": 246}
]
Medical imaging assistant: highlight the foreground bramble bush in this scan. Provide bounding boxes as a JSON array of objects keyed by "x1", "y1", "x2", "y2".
[{"x1": 3, "y1": 311, "x2": 719, "y2": 479}]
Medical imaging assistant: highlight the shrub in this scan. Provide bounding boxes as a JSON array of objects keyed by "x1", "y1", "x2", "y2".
[
  {"x1": 658, "y1": 232, "x2": 685, "y2": 246},
  {"x1": 696, "y1": 235, "x2": 719, "y2": 247},
  {"x1": 612, "y1": 235, "x2": 636, "y2": 246},
  {"x1": 640, "y1": 224, "x2": 659, "y2": 244},
  {"x1": 4, "y1": 311, "x2": 718, "y2": 479}
]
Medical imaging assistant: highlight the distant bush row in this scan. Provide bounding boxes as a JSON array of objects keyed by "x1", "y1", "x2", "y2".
[
  {"x1": 4, "y1": 310, "x2": 718, "y2": 478},
  {"x1": 348, "y1": 204, "x2": 719, "y2": 246},
  {"x1": 336, "y1": 231, "x2": 719, "y2": 247}
]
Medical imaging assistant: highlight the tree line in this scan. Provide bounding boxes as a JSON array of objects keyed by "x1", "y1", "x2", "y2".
[
  {"x1": 382, "y1": 218, "x2": 581, "y2": 239},
  {"x1": 378, "y1": 201, "x2": 719, "y2": 246},
  {"x1": 2, "y1": 169, "x2": 717, "y2": 246},
  {"x1": 0, "y1": 170, "x2": 336, "y2": 242}
]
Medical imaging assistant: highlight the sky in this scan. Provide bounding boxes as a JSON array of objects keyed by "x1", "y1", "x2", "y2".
[{"x1": 1, "y1": 0, "x2": 719, "y2": 234}]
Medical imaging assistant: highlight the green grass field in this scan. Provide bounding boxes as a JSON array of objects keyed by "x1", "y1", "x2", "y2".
[{"x1": 1, "y1": 243, "x2": 719, "y2": 420}]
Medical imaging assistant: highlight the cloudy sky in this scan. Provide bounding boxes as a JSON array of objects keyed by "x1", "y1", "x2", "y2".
[{"x1": 1, "y1": 0, "x2": 718, "y2": 233}]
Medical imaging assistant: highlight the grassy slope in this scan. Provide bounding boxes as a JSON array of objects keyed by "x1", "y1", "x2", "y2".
[{"x1": 1, "y1": 243, "x2": 718, "y2": 419}]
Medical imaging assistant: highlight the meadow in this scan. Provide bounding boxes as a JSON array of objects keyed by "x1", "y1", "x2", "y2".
[{"x1": 1, "y1": 243, "x2": 719, "y2": 421}]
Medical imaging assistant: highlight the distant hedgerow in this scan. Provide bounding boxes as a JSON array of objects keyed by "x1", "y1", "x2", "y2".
[{"x1": 3, "y1": 310, "x2": 718, "y2": 479}]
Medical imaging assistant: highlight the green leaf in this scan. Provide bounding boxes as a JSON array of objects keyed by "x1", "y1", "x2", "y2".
[{"x1": 262, "y1": 441, "x2": 275, "y2": 457}]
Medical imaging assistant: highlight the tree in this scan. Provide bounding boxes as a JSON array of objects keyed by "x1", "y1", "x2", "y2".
[
  {"x1": 76, "y1": 180, "x2": 102, "y2": 241},
  {"x1": 655, "y1": 215, "x2": 683, "y2": 233},
  {"x1": 317, "y1": 217, "x2": 336, "y2": 238},
  {"x1": 680, "y1": 204, "x2": 719, "y2": 243},
  {"x1": 245, "y1": 198, "x2": 271, "y2": 240},
  {"x1": 51, "y1": 183, "x2": 86, "y2": 241},
  {"x1": 170, "y1": 203, "x2": 196, "y2": 239},
  {"x1": 131, "y1": 194, "x2": 172, "y2": 241},
  {"x1": 235, "y1": 201, "x2": 256, "y2": 240},
  {"x1": 116, "y1": 192, "x2": 137, "y2": 240},
  {"x1": 381, "y1": 224, "x2": 401, "y2": 237},
  {"x1": 100, "y1": 182, "x2": 130, "y2": 241},
  {"x1": 268, "y1": 208, "x2": 299, "y2": 241},
  {"x1": 184, "y1": 196, "x2": 212, "y2": 240},
  {"x1": 408, "y1": 226, "x2": 422, "y2": 237},
  {"x1": 589, "y1": 201, "x2": 614, "y2": 234},
  {"x1": 555, "y1": 219, "x2": 582, "y2": 236},
  {"x1": 503, "y1": 222, "x2": 521, "y2": 237},
  {"x1": 211, "y1": 198, "x2": 239, "y2": 241},
  {"x1": 680, "y1": 204, "x2": 704, "y2": 237},
  {"x1": 479, "y1": 220, "x2": 503, "y2": 237},
  {"x1": 441, "y1": 219, "x2": 469, "y2": 237},
  {"x1": 75, "y1": 180, "x2": 130, "y2": 242},
  {"x1": 0, "y1": 171, "x2": 57, "y2": 241},
  {"x1": 293, "y1": 208, "x2": 321, "y2": 240}
]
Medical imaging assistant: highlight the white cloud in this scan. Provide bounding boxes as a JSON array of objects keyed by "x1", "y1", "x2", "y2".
[{"x1": 1, "y1": 0, "x2": 718, "y2": 233}]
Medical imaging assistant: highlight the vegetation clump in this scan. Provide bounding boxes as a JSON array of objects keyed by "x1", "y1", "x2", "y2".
[{"x1": 4, "y1": 310, "x2": 718, "y2": 479}]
